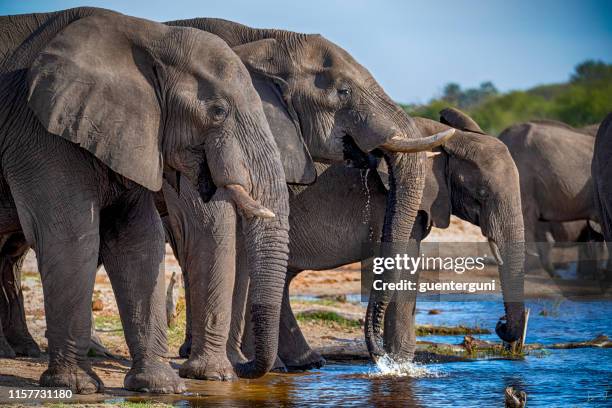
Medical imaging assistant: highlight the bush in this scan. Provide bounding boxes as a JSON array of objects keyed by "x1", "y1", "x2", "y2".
[{"x1": 403, "y1": 60, "x2": 612, "y2": 135}]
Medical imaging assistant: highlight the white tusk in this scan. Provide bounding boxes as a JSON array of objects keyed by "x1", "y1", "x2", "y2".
[
  {"x1": 488, "y1": 239, "x2": 504, "y2": 266},
  {"x1": 426, "y1": 151, "x2": 441, "y2": 159},
  {"x1": 381, "y1": 128, "x2": 455, "y2": 153},
  {"x1": 225, "y1": 184, "x2": 275, "y2": 219}
]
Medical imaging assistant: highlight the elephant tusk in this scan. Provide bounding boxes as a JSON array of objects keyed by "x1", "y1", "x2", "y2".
[
  {"x1": 381, "y1": 128, "x2": 455, "y2": 153},
  {"x1": 226, "y1": 184, "x2": 276, "y2": 219},
  {"x1": 488, "y1": 239, "x2": 504, "y2": 266},
  {"x1": 426, "y1": 151, "x2": 441, "y2": 158}
]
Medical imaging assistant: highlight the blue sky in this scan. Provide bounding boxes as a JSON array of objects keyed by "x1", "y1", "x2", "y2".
[{"x1": 2, "y1": 0, "x2": 610, "y2": 103}]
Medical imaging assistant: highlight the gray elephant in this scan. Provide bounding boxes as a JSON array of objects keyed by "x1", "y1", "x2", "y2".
[
  {"x1": 0, "y1": 233, "x2": 40, "y2": 358},
  {"x1": 593, "y1": 113, "x2": 612, "y2": 249},
  {"x1": 534, "y1": 220, "x2": 606, "y2": 276},
  {"x1": 178, "y1": 109, "x2": 524, "y2": 367},
  {"x1": 157, "y1": 18, "x2": 451, "y2": 379},
  {"x1": 0, "y1": 7, "x2": 293, "y2": 393},
  {"x1": 499, "y1": 120, "x2": 599, "y2": 272}
]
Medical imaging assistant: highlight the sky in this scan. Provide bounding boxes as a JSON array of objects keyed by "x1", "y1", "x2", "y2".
[{"x1": 1, "y1": 0, "x2": 610, "y2": 103}]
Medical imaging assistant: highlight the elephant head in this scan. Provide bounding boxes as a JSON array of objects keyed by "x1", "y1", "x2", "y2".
[
  {"x1": 418, "y1": 115, "x2": 526, "y2": 343},
  {"x1": 166, "y1": 18, "x2": 454, "y2": 362},
  {"x1": 371, "y1": 113, "x2": 526, "y2": 360},
  {"x1": 26, "y1": 10, "x2": 290, "y2": 378}
]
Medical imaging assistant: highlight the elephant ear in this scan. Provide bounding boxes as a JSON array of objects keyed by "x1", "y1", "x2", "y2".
[
  {"x1": 440, "y1": 107, "x2": 485, "y2": 134},
  {"x1": 234, "y1": 40, "x2": 316, "y2": 185},
  {"x1": 251, "y1": 76, "x2": 316, "y2": 184},
  {"x1": 233, "y1": 38, "x2": 291, "y2": 82},
  {"x1": 27, "y1": 14, "x2": 163, "y2": 191}
]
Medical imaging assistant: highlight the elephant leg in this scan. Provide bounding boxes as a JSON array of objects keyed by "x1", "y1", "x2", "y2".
[
  {"x1": 0, "y1": 315, "x2": 15, "y2": 358},
  {"x1": 577, "y1": 237, "x2": 604, "y2": 280},
  {"x1": 162, "y1": 182, "x2": 238, "y2": 381},
  {"x1": 227, "y1": 233, "x2": 248, "y2": 365},
  {"x1": 535, "y1": 226, "x2": 556, "y2": 276},
  {"x1": 0, "y1": 234, "x2": 20, "y2": 358},
  {"x1": 277, "y1": 270, "x2": 325, "y2": 371},
  {"x1": 4, "y1": 144, "x2": 107, "y2": 393},
  {"x1": 162, "y1": 216, "x2": 192, "y2": 359},
  {"x1": 0, "y1": 233, "x2": 40, "y2": 357},
  {"x1": 179, "y1": 266, "x2": 193, "y2": 359},
  {"x1": 26, "y1": 210, "x2": 102, "y2": 393},
  {"x1": 99, "y1": 189, "x2": 184, "y2": 393}
]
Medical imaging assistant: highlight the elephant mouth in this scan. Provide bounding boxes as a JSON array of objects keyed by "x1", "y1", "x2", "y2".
[
  {"x1": 197, "y1": 155, "x2": 217, "y2": 202},
  {"x1": 342, "y1": 135, "x2": 379, "y2": 170}
]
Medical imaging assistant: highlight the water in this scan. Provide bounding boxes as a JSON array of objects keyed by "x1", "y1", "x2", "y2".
[{"x1": 109, "y1": 298, "x2": 612, "y2": 407}]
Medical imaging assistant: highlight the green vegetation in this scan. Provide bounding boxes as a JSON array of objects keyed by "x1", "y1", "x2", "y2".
[
  {"x1": 167, "y1": 296, "x2": 187, "y2": 349},
  {"x1": 402, "y1": 60, "x2": 612, "y2": 135},
  {"x1": 296, "y1": 310, "x2": 362, "y2": 328},
  {"x1": 94, "y1": 315, "x2": 123, "y2": 332}
]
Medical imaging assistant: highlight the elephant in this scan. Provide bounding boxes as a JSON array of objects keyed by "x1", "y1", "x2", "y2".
[
  {"x1": 499, "y1": 120, "x2": 599, "y2": 273},
  {"x1": 592, "y1": 113, "x2": 612, "y2": 251},
  {"x1": 534, "y1": 220, "x2": 606, "y2": 277},
  {"x1": 0, "y1": 7, "x2": 295, "y2": 393},
  {"x1": 156, "y1": 18, "x2": 453, "y2": 378},
  {"x1": 176, "y1": 109, "x2": 524, "y2": 367},
  {"x1": 0, "y1": 14, "x2": 451, "y2": 381}
]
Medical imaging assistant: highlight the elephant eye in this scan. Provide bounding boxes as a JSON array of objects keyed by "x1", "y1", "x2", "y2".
[
  {"x1": 337, "y1": 87, "x2": 351, "y2": 98},
  {"x1": 210, "y1": 105, "x2": 228, "y2": 122}
]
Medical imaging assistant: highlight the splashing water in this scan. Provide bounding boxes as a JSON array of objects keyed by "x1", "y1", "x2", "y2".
[
  {"x1": 369, "y1": 354, "x2": 445, "y2": 378},
  {"x1": 359, "y1": 168, "x2": 375, "y2": 241}
]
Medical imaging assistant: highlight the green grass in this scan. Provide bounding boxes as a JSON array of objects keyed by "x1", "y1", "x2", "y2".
[
  {"x1": 295, "y1": 310, "x2": 361, "y2": 328},
  {"x1": 167, "y1": 297, "x2": 187, "y2": 350},
  {"x1": 94, "y1": 315, "x2": 123, "y2": 332}
]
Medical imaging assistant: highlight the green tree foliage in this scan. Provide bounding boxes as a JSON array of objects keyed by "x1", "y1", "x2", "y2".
[{"x1": 402, "y1": 60, "x2": 612, "y2": 135}]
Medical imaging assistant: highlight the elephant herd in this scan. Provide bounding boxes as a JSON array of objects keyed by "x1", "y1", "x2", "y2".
[{"x1": 0, "y1": 6, "x2": 610, "y2": 395}]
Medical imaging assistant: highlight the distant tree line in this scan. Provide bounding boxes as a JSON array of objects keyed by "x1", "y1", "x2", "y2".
[{"x1": 402, "y1": 60, "x2": 612, "y2": 135}]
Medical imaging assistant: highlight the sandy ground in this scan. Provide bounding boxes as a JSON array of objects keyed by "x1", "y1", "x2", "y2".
[{"x1": 0, "y1": 216, "x2": 607, "y2": 405}]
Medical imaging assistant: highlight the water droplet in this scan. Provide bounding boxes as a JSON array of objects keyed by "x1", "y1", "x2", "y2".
[{"x1": 360, "y1": 168, "x2": 373, "y2": 241}]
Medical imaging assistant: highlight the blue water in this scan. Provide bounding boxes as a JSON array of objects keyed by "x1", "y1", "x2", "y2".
[
  {"x1": 290, "y1": 298, "x2": 612, "y2": 407},
  {"x1": 112, "y1": 298, "x2": 612, "y2": 407}
]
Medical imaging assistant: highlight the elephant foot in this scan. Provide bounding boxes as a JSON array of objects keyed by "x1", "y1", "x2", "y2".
[
  {"x1": 40, "y1": 363, "x2": 104, "y2": 394},
  {"x1": 178, "y1": 339, "x2": 192, "y2": 359},
  {"x1": 125, "y1": 359, "x2": 185, "y2": 393},
  {"x1": 282, "y1": 349, "x2": 326, "y2": 372},
  {"x1": 8, "y1": 334, "x2": 41, "y2": 357},
  {"x1": 0, "y1": 336, "x2": 16, "y2": 358},
  {"x1": 179, "y1": 354, "x2": 236, "y2": 381}
]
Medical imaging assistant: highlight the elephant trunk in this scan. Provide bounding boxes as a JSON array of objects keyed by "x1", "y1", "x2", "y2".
[
  {"x1": 235, "y1": 218, "x2": 289, "y2": 378},
  {"x1": 234, "y1": 122, "x2": 290, "y2": 378},
  {"x1": 365, "y1": 148, "x2": 425, "y2": 361},
  {"x1": 485, "y1": 201, "x2": 526, "y2": 343}
]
